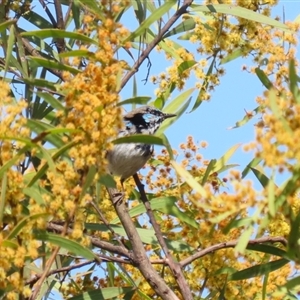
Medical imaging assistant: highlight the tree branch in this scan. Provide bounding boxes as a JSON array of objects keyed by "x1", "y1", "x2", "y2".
[
  {"x1": 106, "y1": 187, "x2": 179, "y2": 300},
  {"x1": 133, "y1": 174, "x2": 193, "y2": 300},
  {"x1": 120, "y1": 0, "x2": 194, "y2": 91},
  {"x1": 180, "y1": 236, "x2": 288, "y2": 267}
]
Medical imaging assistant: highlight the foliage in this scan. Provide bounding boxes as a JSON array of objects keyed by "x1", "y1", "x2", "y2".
[{"x1": 0, "y1": 0, "x2": 300, "y2": 299}]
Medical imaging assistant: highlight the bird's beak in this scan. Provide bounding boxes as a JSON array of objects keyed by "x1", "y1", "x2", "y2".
[{"x1": 163, "y1": 113, "x2": 177, "y2": 120}]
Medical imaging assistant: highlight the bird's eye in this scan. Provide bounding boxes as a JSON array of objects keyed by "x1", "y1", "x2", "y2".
[{"x1": 143, "y1": 113, "x2": 156, "y2": 122}]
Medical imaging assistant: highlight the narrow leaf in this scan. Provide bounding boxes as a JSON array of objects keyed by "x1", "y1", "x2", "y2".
[
  {"x1": 69, "y1": 287, "x2": 134, "y2": 300},
  {"x1": 255, "y1": 68, "x2": 273, "y2": 90},
  {"x1": 34, "y1": 231, "x2": 98, "y2": 261},
  {"x1": 123, "y1": 0, "x2": 177, "y2": 42},
  {"x1": 21, "y1": 29, "x2": 98, "y2": 45},
  {"x1": 251, "y1": 167, "x2": 270, "y2": 188},
  {"x1": 163, "y1": 18, "x2": 196, "y2": 38},
  {"x1": 229, "y1": 259, "x2": 289, "y2": 281},
  {"x1": 6, "y1": 213, "x2": 50, "y2": 240},
  {"x1": 0, "y1": 173, "x2": 7, "y2": 223},
  {"x1": 118, "y1": 96, "x2": 151, "y2": 106},
  {"x1": 191, "y1": 4, "x2": 291, "y2": 31}
]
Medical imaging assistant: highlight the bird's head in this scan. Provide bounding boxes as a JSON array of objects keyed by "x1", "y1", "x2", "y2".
[{"x1": 124, "y1": 106, "x2": 176, "y2": 134}]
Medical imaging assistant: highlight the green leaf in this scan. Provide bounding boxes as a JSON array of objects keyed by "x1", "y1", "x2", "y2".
[
  {"x1": 79, "y1": 166, "x2": 97, "y2": 200},
  {"x1": 27, "y1": 141, "x2": 77, "y2": 187},
  {"x1": 76, "y1": 0, "x2": 105, "y2": 20},
  {"x1": 269, "y1": 88, "x2": 292, "y2": 134},
  {"x1": 201, "y1": 159, "x2": 216, "y2": 185},
  {"x1": 4, "y1": 25, "x2": 15, "y2": 78},
  {"x1": 23, "y1": 186, "x2": 46, "y2": 205},
  {"x1": 191, "y1": 56, "x2": 215, "y2": 112},
  {"x1": 268, "y1": 172, "x2": 276, "y2": 216},
  {"x1": 163, "y1": 18, "x2": 196, "y2": 38},
  {"x1": 21, "y1": 10, "x2": 53, "y2": 29},
  {"x1": 211, "y1": 144, "x2": 240, "y2": 173},
  {"x1": 21, "y1": 29, "x2": 98, "y2": 45},
  {"x1": 228, "y1": 105, "x2": 264, "y2": 130},
  {"x1": 160, "y1": 133, "x2": 174, "y2": 160},
  {"x1": 118, "y1": 96, "x2": 151, "y2": 106},
  {"x1": 178, "y1": 60, "x2": 197, "y2": 75},
  {"x1": 26, "y1": 119, "x2": 65, "y2": 148},
  {"x1": 223, "y1": 217, "x2": 252, "y2": 234},
  {"x1": 0, "y1": 172, "x2": 7, "y2": 223},
  {"x1": 112, "y1": 196, "x2": 198, "y2": 228},
  {"x1": 0, "y1": 19, "x2": 16, "y2": 33},
  {"x1": 288, "y1": 59, "x2": 299, "y2": 101},
  {"x1": 85, "y1": 223, "x2": 193, "y2": 251},
  {"x1": 6, "y1": 213, "x2": 49, "y2": 240},
  {"x1": 28, "y1": 57, "x2": 81, "y2": 74},
  {"x1": 191, "y1": 4, "x2": 291, "y2": 31},
  {"x1": 251, "y1": 167, "x2": 270, "y2": 188},
  {"x1": 59, "y1": 50, "x2": 95, "y2": 58},
  {"x1": 284, "y1": 275, "x2": 300, "y2": 290},
  {"x1": 221, "y1": 48, "x2": 244, "y2": 64},
  {"x1": 246, "y1": 243, "x2": 288, "y2": 258},
  {"x1": 34, "y1": 231, "x2": 98, "y2": 261},
  {"x1": 35, "y1": 92, "x2": 65, "y2": 112},
  {"x1": 15, "y1": 28, "x2": 28, "y2": 77},
  {"x1": 23, "y1": 77, "x2": 56, "y2": 90},
  {"x1": 229, "y1": 259, "x2": 289, "y2": 281},
  {"x1": 164, "y1": 88, "x2": 195, "y2": 113},
  {"x1": 255, "y1": 68, "x2": 273, "y2": 90},
  {"x1": 287, "y1": 211, "x2": 300, "y2": 260},
  {"x1": 1, "y1": 240, "x2": 18, "y2": 249},
  {"x1": 171, "y1": 161, "x2": 215, "y2": 210},
  {"x1": 157, "y1": 90, "x2": 193, "y2": 135},
  {"x1": 98, "y1": 174, "x2": 116, "y2": 188},
  {"x1": 241, "y1": 157, "x2": 262, "y2": 179},
  {"x1": 69, "y1": 287, "x2": 134, "y2": 300},
  {"x1": 123, "y1": 0, "x2": 177, "y2": 42},
  {"x1": 0, "y1": 146, "x2": 29, "y2": 180},
  {"x1": 235, "y1": 226, "x2": 253, "y2": 253}
]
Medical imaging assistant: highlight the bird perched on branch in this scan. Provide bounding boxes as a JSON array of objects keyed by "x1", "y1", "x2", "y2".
[{"x1": 107, "y1": 106, "x2": 176, "y2": 186}]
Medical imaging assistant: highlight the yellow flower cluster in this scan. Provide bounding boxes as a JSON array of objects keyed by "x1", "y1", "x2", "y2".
[{"x1": 0, "y1": 81, "x2": 35, "y2": 297}]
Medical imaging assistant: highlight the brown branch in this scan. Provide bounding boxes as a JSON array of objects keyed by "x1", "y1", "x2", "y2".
[
  {"x1": 106, "y1": 186, "x2": 179, "y2": 300},
  {"x1": 25, "y1": 253, "x2": 133, "y2": 287},
  {"x1": 120, "y1": 0, "x2": 193, "y2": 91},
  {"x1": 53, "y1": 0, "x2": 65, "y2": 53},
  {"x1": 26, "y1": 260, "x2": 95, "y2": 286},
  {"x1": 133, "y1": 174, "x2": 193, "y2": 300},
  {"x1": 64, "y1": 0, "x2": 74, "y2": 28},
  {"x1": 46, "y1": 222, "x2": 132, "y2": 259},
  {"x1": 180, "y1": 236, "x2": 288, "y2": 268},
  {"x1": 39, "y1": 0, "x2": 57, "y2": 27},
  {"x1": 89, "y1": 200, "x2": 127, "y2": 248}
]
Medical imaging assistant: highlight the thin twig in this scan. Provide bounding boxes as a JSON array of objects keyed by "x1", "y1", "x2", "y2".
[
  {"x1": 133, "y1": 174, "x2": 193, "y2": 300},
  {"x1": 53, "y1": 0, "x2": 65, "y2": 53},
  {"x1": 120, "y1": 0, "x2": 193, "y2": 91},
  {"x1": 26, "y1": 260, "x2": 95, "y2": 286},
  {"x1": 180, "y1": 236, "x2": 288, "y2": 268},
  {"x1": 39, "y1": 0, "x2": 57, "y2": 27}
]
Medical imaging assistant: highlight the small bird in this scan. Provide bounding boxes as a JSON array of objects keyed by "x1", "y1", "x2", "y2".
[{"x1": 107, "y1": 106, "x2": 176, "y2": 185}]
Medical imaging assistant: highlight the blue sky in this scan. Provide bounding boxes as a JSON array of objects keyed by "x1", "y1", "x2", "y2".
[
  {"x1": 5, "y1": 2, "x2": 300, "y2": 298},
  {"x1": 118, "y1": 1, "x2": 300, "y2": 189}
]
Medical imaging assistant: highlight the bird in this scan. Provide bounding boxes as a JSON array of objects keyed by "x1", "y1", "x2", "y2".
[{"x1": 106, "y1": 106, "x2": 176, "y2": 186}]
